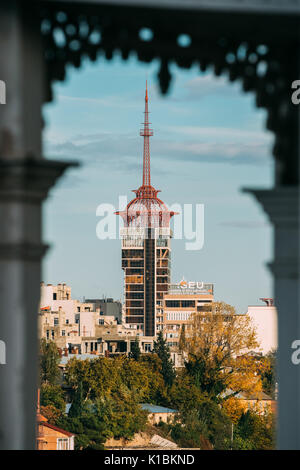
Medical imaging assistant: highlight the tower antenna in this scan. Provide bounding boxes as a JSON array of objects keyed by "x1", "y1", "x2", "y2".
[{"x1": 140, "y1": 80, "x2": 153, "y2": 188}]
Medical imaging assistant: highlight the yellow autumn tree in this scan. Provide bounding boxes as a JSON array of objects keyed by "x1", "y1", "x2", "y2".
[
  {"x1": 183, "y1": 301, "x2": 262, "y2": 399},
  {"x1": 222, "y1": 397, "x2": 247, "y2": 423}
]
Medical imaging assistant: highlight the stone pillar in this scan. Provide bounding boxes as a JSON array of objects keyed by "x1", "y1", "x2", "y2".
[
  {"x1": 0, "y1": 2, "x2": 74, "y2": 449},
  {"x1": 246, "y1": 187, "x2": 299, "y2": 449}
]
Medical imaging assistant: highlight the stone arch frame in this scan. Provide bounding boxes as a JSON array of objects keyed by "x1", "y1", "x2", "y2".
[{"x1": 39, "y1": 3, "x2": 299, "y2": 185}]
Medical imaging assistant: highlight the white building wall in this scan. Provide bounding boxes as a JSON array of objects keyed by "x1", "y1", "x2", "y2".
[
  {"x1": 40, "y1": 284, "x2": 53, "y2": 308},
  {"x1": 247, "y1": 305, "x2": 278, "y2": 354}
]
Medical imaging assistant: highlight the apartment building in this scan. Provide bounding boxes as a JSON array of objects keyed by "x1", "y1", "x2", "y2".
[{"x1": 163, "y1": 281, "x2": 214, "y2": 350}]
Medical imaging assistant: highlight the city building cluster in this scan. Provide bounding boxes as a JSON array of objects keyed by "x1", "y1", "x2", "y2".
[{"x1": 39, "y1": 83, "x2": 277, "y2": 364}]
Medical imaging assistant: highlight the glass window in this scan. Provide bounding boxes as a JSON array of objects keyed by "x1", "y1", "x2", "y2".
[{"x1": 57, "y1": 438, "x2": 69, "y2": 450}]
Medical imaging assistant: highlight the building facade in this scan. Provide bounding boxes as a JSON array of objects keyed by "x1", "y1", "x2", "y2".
[
  {"x1": 246, "y1": 298, "x2": 278, "y2": 355},
  {"x1": 163, "y1": 281, "x2": 214, "y2": 349},
  {"x1": 39, "y1": 282, "x2": 157, "y2": 355},
  {"x1": 116, "y1": 83, "x2": 176, "y2": 337}
]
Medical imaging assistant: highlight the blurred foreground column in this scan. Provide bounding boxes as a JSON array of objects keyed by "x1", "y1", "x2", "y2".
[
  {"x1": 249, "y1": 188, "x2": 299, "y2": 449},
  {"x1": 0, "y1": 2, "x2": 72, "y2": 449}
]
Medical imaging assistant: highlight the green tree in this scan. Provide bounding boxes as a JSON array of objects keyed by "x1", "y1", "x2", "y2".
[
  {"x1": 65, "y1": 356, "x2": 164, "y2": 404},
  {"x1": 40, "y1": 383, "x2": 65, "y2": 411},
  {"x1": 39, "y1": 339, "x2": 60, "y2": 385},
  {"x1": 129, "y1": 337, "x2": 141, "y2": 361},
  {"x1": 233, "y1": 410, "x2": 275, "y2": 450},
  {"x1": 257, "y1": 350, "x2": 276, "y2": 398},
  {"x1": 57, "y1": 411, "x2": 106, "y2": 450},
  {"x1": 153, "y1": 331, "x2": 175, "y2": 387},
  {"x1": 95, "y1": 389, "x2": 148, "y2": 440},
  {"x1": 69, "y1": 381, "x2": 84, "y2": 418}
]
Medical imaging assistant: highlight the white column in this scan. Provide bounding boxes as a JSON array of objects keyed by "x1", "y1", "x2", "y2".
[
  {"x1": 0, "y1": 2, "x2": 73, "y2": 449},
  {"x1": 246, "y1": 187, "x2": 299, "y2": 449}
]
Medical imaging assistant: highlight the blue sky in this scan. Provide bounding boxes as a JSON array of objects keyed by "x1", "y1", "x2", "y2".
[{"x1": 42, "y1": 54, "x2": 274, "y2": 313}]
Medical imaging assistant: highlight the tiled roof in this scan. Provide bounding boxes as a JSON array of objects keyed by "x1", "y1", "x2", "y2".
[
  {"x1": 221, "y1": 388, "x2": 274, "y2": 401},
  {"x1": 41, "y1": 421, "x2": 75, "y2": 437}
]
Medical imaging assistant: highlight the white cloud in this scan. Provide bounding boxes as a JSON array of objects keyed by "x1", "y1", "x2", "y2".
[{"x1": 183, "y1": 73, "x2": 242, "y2": 100}]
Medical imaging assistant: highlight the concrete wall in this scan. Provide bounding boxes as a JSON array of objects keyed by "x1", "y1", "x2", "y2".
[{"x1": 247, "y1": 305, "x2": 278, "y2": 354}]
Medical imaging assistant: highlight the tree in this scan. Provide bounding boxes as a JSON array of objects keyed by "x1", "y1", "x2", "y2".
[
  {"x1": 256, "y1": 350, "x2": 276, "y2": 398},
  {"x1": 233, "y1": 410, "x2": 275, "y2": 450},
  {"x1": 69, "y1": 381, "x2": 84, "y2": 418},
  {"x1": 39, "y1": 339, "x2": 60, "y2": 385},
  {"x1": 129, "y1": 337, "x2": 141, "y2": 361},
  {"x1": 94, "y1": 388, "x2": 148, "y2": 440},
  {"x1": 40, "y1": 404, "x2": 63, "y2": 424},
  {"x1": 57, "y1": 411, "x2": 106, "y2": 450},
  {"x1": 40, "y1": 383, "x2": 65, "y2": 411},
  {"x1": 65, "y1": 356, "x2": 154, "y2": 403},
  {"x1": 178, "y1": 324, "x2": 186, "y2": 352},
  {"x1": 221, "y1": 396, "x2": 248, "y2": 424},
  {"x1": 183, "y1": 302, "x2": 261, "y2": 399},
  {"x1": 153, "y1": 331, "x2": 175, "y2": 387}
]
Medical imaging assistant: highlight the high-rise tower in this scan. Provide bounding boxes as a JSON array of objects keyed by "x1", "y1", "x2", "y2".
[{"x1": 116, "y1": 82, "x2": 176, "y2": 337}]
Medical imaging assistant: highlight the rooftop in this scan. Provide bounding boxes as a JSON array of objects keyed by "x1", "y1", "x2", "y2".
[{"x1": 141, "y1": 403, "x2": 178, "y2": 414}]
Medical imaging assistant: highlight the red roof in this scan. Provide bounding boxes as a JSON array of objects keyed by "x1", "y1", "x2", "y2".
[{"x1": 41, "y1": 421, "x2": 75, "y2": 437}]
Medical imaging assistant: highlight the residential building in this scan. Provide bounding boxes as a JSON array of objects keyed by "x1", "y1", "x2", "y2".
[
  {"x1": 140, "y1": 404, "x2": 178, "y2": 425},
  {"x1": 246, "y1": 298, "x2": 277, "y2": 354},
  {"x1": 163, "y1": 281, "x2": 214, "y2": 350},
  {"x1": 36, "y1": 390, "x2": 74, "y2": 450}
]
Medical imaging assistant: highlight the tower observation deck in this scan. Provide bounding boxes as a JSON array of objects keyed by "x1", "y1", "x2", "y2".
[{"x1": 116, "y1": 82, "x2": 176, "y2": 337}]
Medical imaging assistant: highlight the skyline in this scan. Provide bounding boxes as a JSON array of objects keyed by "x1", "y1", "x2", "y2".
[{"x1": 43, "y1": 54, "x2": 274, "y2": 314}]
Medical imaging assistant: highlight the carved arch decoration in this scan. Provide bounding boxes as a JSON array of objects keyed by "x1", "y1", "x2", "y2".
[{"x1": 38, "y1": 2, "x2": 300, "y2": 185}]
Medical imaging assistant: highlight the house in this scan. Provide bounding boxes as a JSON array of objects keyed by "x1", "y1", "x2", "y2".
[
  {"x1": 235, "y1": 390, "x2": 276, "y2": 415},
  {"x1": 36, "y1": 390, "x2": 75, "y2": 450},
  {"x1": 221, "y1": 389, "x2": 276, "y2": 415},
  {"x1": 140, "y1": 404, "x2": 178, "y2": 425}
]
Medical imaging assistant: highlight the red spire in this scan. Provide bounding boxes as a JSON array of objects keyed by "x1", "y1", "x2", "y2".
[
  {"x1": 115, "y1": 82, "x2": 177, "y2": 228},
  {"x1": 140, "y1": 80, "x2": 153, "y2": 187}
]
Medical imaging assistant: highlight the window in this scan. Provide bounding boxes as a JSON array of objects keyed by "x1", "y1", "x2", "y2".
[
  {"x1": 99, "y1": 319, "x2": 104, "y2": 325},
  {"x1": 77, "y1": 307, "x2": 80, "y2": 312},
  {"x1": 165, "y1": 300, "x2": 195, "y2": 308},
  {"x1": 57, "y1": 438, "x2": 69, "y2": 450},
  {"x1": 166, "y1": 300, "x2": 179, "y2": 308},
  {"x1": 144, "y1": 343, "x2": 151, "y2": 352},
  {"x1": 66, "y1": 319, "x2": 69, "y2": 324},
  {"x1": 61, "y1": 330, "x2": 65, "y2": 337},
  {"x1": 53, "y1": 293, "x2": 57, "y2": 300},
  {"x1": 54, "y1": 317, "x2": 59, "y2": 326},
  {"x1": 46, "y1": 330, "x2": 49, "y2": 340},
  {"x1": 51, "y1": 330, "x2": 54, "y2": 339}
]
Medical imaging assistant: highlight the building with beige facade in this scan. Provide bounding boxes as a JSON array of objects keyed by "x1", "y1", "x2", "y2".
[
  {"x1": 39, "y1": 282, "x2": 157, "y2": 355},
  {"x1": 162, "y1": 281, "x2": 214, "y2": 350}
]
